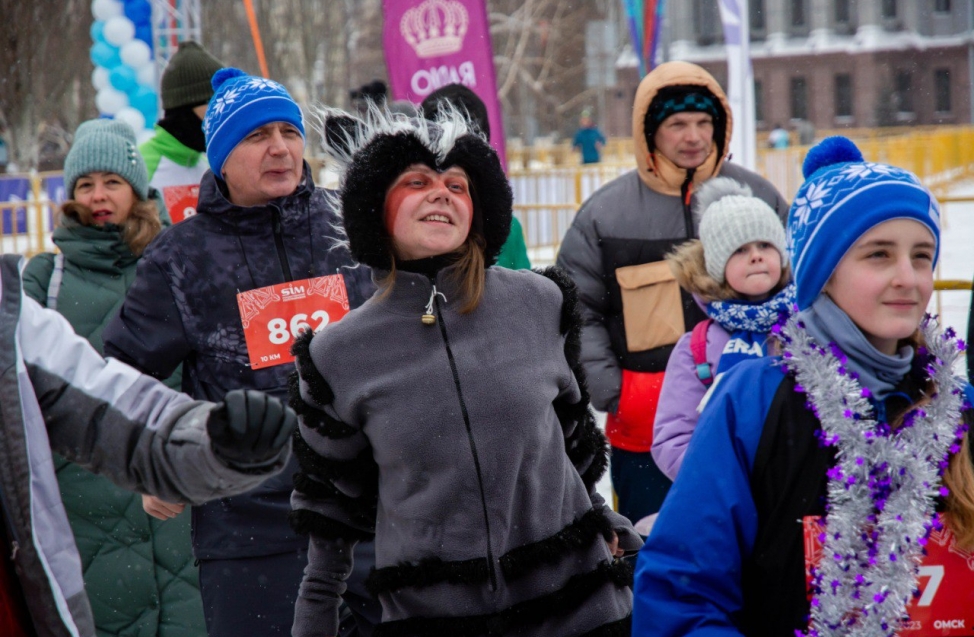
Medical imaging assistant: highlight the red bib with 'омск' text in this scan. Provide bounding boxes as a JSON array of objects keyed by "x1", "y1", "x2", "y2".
[
  {"x1": 804, "y1": 515, "x2": 974, "y2": 636},
  {"x1": 237, "y1": 275, "x2": 349, "y2": 370}
]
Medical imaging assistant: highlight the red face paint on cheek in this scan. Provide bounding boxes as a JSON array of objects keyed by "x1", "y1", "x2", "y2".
[
  {"x1": 384, "y1": 182, "x2": 413, "y2": 235},
  {"x1": 454, "y1": 191, "x2": 474, "y2": 231},
  {"x1": 383, "y1": 169, "x2": 475, "y2": 238}
]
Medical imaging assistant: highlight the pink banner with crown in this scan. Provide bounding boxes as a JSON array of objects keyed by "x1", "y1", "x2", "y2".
[{"x1": 382, "y1": 0, "x2": 507, "y2": 168}]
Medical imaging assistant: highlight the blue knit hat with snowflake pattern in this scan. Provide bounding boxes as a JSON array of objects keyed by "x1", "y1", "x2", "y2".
[
  {"x1": 787, "y1": 136, "x2": 940, "y2": 310},
  {"x1": 203, "y1": 68, "x2": 305, "y2": 174}
]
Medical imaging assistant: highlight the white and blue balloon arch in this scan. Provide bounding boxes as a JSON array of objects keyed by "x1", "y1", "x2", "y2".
[{"x1": 89, "y1": 0, "x2": 202, "y2": 141}]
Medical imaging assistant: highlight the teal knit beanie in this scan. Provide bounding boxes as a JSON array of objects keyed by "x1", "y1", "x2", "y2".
[{"x1": 64, "y1": 119, "x2": 149, "y2": 200}]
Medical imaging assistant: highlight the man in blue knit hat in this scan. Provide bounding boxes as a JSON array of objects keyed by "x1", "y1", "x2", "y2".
[{"x1": 104, "y1": 68, "x2": 379, "y2": 637}]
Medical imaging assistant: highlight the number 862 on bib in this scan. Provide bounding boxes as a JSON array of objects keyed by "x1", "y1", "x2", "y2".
[{"x1": 237, "y1": 275, "x2": 351, "y2": 370}]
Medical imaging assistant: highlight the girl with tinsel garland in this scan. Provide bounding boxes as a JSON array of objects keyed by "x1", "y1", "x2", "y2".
[
  {"x1": 632, "y1": 136, "x2": 974, "y2": 637},
  {"x1": 652, "y1": 176, "x2": 794, "y2": 481}
]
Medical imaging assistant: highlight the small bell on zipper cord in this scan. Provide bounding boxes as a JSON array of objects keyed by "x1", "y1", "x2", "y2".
[{"x1": 422, "y1": 285, "x2": 447, "y2": 325}]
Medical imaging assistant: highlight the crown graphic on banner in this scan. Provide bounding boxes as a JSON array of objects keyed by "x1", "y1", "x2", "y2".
[{"x1": 400, "y1": 0, "x2": 469, "y2": 59}]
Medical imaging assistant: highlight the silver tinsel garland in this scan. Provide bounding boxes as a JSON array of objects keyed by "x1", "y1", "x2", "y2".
[{"x1": 779, "y1": 314, "x2": 967, "y2": 637}]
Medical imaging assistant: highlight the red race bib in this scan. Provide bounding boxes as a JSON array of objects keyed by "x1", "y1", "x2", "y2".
[
  {"x1": 804, "y1": 515, "x2": 974, "y2": 636},
  {"x1": 237, "y1": 275, "x2": 349, "y2": 370},
  {"x1": 162, "y1": 184, "x2": 200, "y2": 223}
]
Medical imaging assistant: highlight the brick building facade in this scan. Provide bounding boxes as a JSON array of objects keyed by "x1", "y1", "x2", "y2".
[{"x1": 601, "y1": 0, "x2": 973, "y2": 138}]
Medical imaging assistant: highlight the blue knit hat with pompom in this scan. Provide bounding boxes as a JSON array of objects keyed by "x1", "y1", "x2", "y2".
[
  {"x1": 787, "y1": 136, "x2": 940, "y2": 310},
  {"x1": 202, "y1": 67, "x2": 305, "y2": 175}
]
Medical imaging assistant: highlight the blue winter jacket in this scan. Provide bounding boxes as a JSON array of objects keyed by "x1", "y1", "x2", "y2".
[
  {"x1": 103, "y1": 165, "x2": 374, "y2": 559},
  {"x1": 633, "y1": 355, "x2": 974, "y2": 636}
]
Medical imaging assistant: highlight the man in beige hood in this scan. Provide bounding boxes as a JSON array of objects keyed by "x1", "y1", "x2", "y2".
[{"x1": 556, "y1": 61, "x2": 788, "y2": 526}]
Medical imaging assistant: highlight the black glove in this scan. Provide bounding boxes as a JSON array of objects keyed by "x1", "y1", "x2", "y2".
[{"x1": 207, "y1": 389, "x2": 297, "y2": 470}]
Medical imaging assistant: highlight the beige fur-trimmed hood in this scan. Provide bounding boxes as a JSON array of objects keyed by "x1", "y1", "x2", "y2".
[{"x1": 632, "y1": 61, "x2": 733, "y2": 195}]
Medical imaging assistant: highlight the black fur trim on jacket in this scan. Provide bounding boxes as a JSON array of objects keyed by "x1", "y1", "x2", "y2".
[
  {"x1": 372, "y1": 559, "x2": 632, "y2": 637},
  {"x1": 569, "y1": 412, "x2": 611, "y2": 491},
  {"x1": 554, "y1": 396, "x2": 592, "y2": 433},
  {"x1": 532, "y1": 267, "x2": 583, "y2": 375},
  {"x1": 340, "y1": 130, "x2": 512, "y2": 270},
  {"x1": 535, "y1": 266, "x2": 609, "y2": 491},
  {"x1": 291, "y1": 329, "x2": 335, "y2": 406},
  {"x1": 292, "y1": 430, "x2": 379, "y2": 490},
  {"x1": 292, "y1": 471, "x2": 377, "y2": 527},
  {"x1": 365, "y1": 556, "x2": 490, "y2": 597},
  {"x1": 535, "y1": 265, "x2": 591, "y2": 404},
  {"x1": 288, "y1": 373, "x2": 358, "y2": 439},
  {"x1": 498, "y1": 508, "x2": 614, "y2": 580},
  {"x1": 288, "y1": 508, "x2": 375, "y2": 542}
]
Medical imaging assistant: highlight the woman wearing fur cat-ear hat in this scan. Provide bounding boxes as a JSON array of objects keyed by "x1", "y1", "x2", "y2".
[{"x1": 288, "y1": 106, "x2": 641, "y2": 637}]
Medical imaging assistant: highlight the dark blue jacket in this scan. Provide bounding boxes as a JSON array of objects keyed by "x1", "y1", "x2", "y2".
[{"x1": 103, "y1": 165, "x2": 374, "y2": 559}]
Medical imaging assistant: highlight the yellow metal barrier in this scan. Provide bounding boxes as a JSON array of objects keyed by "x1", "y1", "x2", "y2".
[
  {"x1": 513, "y1": 125, "x2": 974, "y2": 264},
  {"x1": 7, "y1": 126, "x2": 974, "y2": 265},
  {"x1": 936, "y1": 280, "x2": 971, "y2": 291},
  {"x1": 0, "y1": 171, "x2": 62, "y2": 257}
]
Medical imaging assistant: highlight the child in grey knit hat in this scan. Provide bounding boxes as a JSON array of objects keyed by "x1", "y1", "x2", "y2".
[{"x1": 650, "y1": 176, "x2": 795, "y2": 483}]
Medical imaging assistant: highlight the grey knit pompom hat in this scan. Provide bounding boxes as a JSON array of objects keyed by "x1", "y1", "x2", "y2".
[
  {"x1": 695, "y1": 176, "x2": 787, "y2": 282},
  {"x1": 64, "y1": 119, "x2": 149, "y2": 200}
]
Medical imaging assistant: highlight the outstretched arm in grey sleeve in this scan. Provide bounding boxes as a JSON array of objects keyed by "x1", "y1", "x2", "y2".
[{"x1": 19, "y1": 295, "x2": 294, "y2": 504}]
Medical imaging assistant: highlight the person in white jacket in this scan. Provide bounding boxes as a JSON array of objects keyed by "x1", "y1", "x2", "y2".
[{"x1": 0, "y1": 253, "x2": 296, "y2": 637}]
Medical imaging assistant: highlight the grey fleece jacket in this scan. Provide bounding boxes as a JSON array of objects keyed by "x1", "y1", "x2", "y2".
[{"x1": 290, "y1": 266, "x2": 639, "y2": 637}]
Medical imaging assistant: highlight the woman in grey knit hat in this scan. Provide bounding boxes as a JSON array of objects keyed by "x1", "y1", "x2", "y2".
[
  {"x1": 20, "y1": 119, "x2": 205, "y2": 637},
  {"x1": 288, "y1": 105, "x2": 642, "y2": 637}
]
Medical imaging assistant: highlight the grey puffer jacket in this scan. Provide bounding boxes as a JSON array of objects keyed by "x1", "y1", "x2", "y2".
[
  {"x1": 556, "y1": 164, "x2": 787, "y2": 416},
  {"x1": 290, "y1": 266, "x2": 640, "y2": 637},
  {"x1": 556, "y1": 61, "x2": 788, "y2": 422}
]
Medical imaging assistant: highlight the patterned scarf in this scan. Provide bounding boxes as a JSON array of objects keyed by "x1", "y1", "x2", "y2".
[
  {"x1": 705, "y1": 283, "x2": 796, "y2": 333},
  {"x1": 703, "y1": 284, "x2": 794, "y2": 373}
]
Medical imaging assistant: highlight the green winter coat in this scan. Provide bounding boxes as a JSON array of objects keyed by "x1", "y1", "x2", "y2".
[
  {"x1": 494, "y1": 216, "x2": 531, "y2": 270},
  {"x1": 22, "y1": 206, "x2": 203, "y2": 637}
]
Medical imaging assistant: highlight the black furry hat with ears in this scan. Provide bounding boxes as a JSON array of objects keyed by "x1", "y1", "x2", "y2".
[
  {"x1": 420, "y1": 84, "x2": 491, "y2": 141},
  {"x1": 316, "y1": 105, "x2": 512, "y2": 271}
]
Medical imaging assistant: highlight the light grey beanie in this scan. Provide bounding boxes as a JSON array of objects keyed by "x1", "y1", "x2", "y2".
[{"x1": 695, "y1": 176, "x2": 787, "y2": 282}]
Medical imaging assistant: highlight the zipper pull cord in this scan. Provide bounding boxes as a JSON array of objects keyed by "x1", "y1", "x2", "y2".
[{"x1": 422, "y1": 285, "x2": 447, "y2": 325}]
